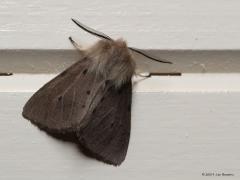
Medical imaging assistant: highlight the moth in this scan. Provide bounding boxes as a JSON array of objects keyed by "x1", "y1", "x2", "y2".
[{"x1": 22, "y1": 19, "x2": 172, "y2": 166}]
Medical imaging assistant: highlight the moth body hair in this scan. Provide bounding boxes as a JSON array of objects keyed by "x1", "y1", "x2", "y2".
[{"x1": 84, "y1": 39, "x2": 136, "y2": 88}]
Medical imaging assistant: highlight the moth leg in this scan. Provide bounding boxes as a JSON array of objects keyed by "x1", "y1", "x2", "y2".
[
  {"x1": 134, "y1": 72, "x2": 182, "y2": 86},
  {"x1": 136, "y1": 72, "x2": 151, "y2": 78},
  {"x1": 133, "y1": 73, "x2": 150, "y2": 86},
  {"x1": 0, "y1": 72, "x2": 13, "y2": 76},
  {"x1": 69, "y1": 36, "x2": 84, "y2": 51},
  {"x1": 137, "y1": 72, "x2": 182, "y2": 78},
  {"x1": 150, "y1": 72, "x2": 182, "y2": 76}
]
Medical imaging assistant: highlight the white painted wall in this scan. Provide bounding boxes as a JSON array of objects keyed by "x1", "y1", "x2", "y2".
[
  {"x1": 1, "y1": 0, "x2": 240, "y2": 179},
  {"x1": 1, "y1": 0, "x2": 240, "y2": 49}
]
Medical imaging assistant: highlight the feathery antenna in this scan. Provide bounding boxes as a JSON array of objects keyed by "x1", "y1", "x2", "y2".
[
  {"x1": 71, "y1": 18, "x2": 172, "y2": 64},
  {"x1": 71, "y1": 18, "x2": 112, "y2": 41}
]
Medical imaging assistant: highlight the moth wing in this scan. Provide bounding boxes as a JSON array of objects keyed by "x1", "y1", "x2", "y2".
[
  {"x1": 22, "y1": 58, "x2": 104, "y2": 134},
  {"x1": 77, "y1": 81, "x2": 132, "y2": 166}
]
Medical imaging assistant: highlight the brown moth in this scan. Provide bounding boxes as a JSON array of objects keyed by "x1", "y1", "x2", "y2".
[{"x1": 22, "y1": 19, "x2": 172, "y2": 166}]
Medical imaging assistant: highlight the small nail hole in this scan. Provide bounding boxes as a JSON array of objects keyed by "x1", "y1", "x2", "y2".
[
  {"x1": 105, "y1": 80, "x2": 110, "y2": 85},
  {"x1": 58, "y1": 96, "x2": 62, "y2": 101}
]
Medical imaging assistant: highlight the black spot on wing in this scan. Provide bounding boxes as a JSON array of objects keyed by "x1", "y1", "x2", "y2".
[
  {"x1": 83, "y1": 69, "x2": 88, "y2": 75},
  {"x1": 100, "y1": 97, "x2": 105, "y2": 102},
  {"x1": 105, "y1": 80, "x2": 110, "y2": 86},
  {"x1": 58, "y1": 96, "x2": 62, "y2": 101},
  {"x1": 118, "y1": 88, "x2": 123, "y2": 94}
]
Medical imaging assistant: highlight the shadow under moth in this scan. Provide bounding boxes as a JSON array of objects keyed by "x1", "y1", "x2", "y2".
[{"x1": 22, "y1": 19, "x2": 173, "y2": 166}]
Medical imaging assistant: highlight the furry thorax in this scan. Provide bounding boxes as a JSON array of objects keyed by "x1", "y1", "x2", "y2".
[{"x1": 83, "y1": 39, "x2": 136, "y2": 88}]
